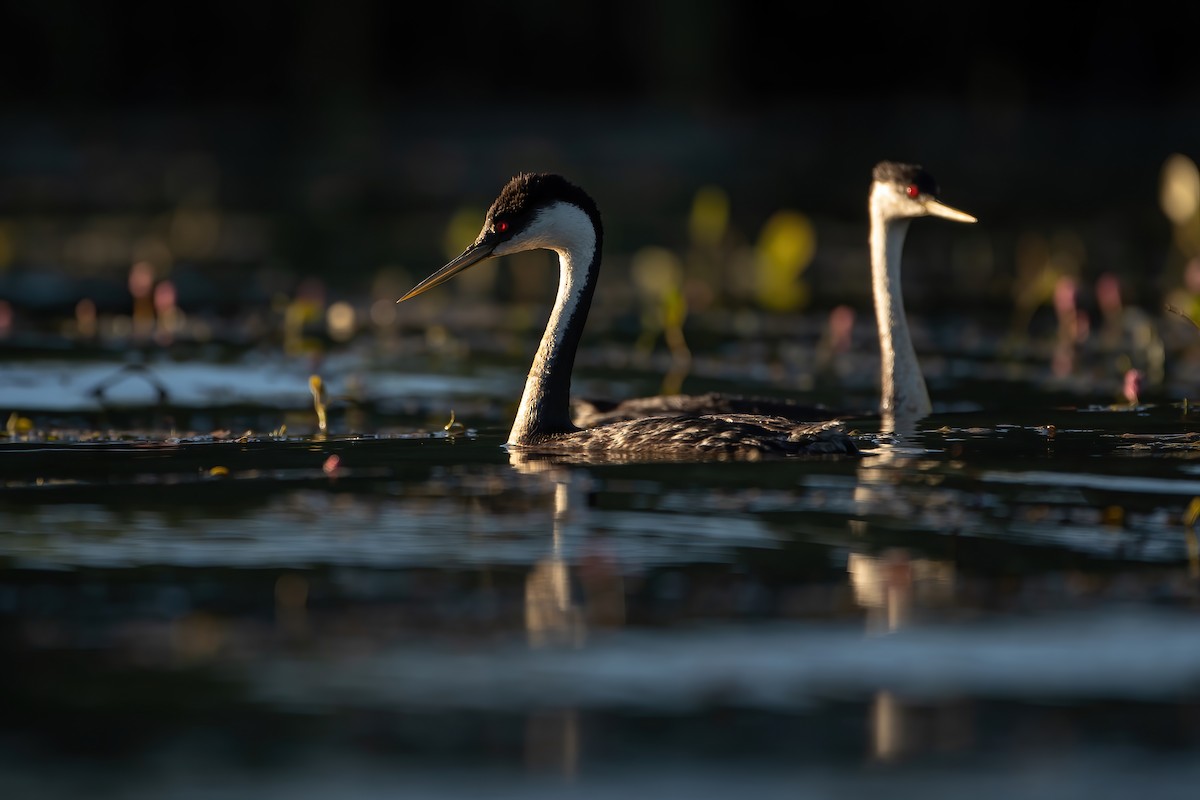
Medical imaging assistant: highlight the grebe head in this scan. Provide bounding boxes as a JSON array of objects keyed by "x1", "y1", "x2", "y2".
[
  {"x1": 397, "y1": 172, "x2": 603, "y2": 304},
  {"x1": 871, "y1": 161, "x2": 977, "y2": 224}
]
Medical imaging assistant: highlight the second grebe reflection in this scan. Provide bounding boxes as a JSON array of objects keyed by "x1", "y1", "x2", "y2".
[{"x1": 849, "y1": 430, "x2": 967, "y2": 762}]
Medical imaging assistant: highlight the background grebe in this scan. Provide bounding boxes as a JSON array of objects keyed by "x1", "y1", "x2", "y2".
[
  {"x1": 572, "y1": 161, "x2": 977, "y2": 433},
  {"x1": 397, "y1": 172, "x2": 860, "y2": 459}
]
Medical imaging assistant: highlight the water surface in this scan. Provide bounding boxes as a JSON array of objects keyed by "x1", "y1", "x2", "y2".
[{"x1": 2, "y1": 325, "x2": 1200, "y2": 799}]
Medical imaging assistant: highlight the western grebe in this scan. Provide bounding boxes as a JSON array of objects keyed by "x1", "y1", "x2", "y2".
[
  {"x1": 397, "y1": 172, "x2": 859, "y2": 460},
  {"x1": 573, "y1": 161, "x2": 977, "y2": 433}
]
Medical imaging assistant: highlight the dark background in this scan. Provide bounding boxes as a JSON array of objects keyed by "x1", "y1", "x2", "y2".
[
  {"x1": 7, "y1": 3, "x2": 1198, "y2": 114},
  {"x1": 2, "y1": 1, "x2": 1199, "y2": 320}
]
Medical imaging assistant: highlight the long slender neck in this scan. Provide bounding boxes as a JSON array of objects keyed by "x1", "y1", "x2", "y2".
[
  {"x1": 509, "y1": 242, "x2": 599, "y2": 445},
  {"x1": 869, "y1": 198, "x2": 930, "y2": 431}
]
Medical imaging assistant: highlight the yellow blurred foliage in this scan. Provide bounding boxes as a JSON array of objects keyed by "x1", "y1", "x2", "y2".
[
  {"x1": 688, "y1": 186, "x2": 730, "y2": 248},
  {"x1": 630, "y1": 245, "x2": 691, "y2": 380},
  {"x1": 441, "y1": 205, "x2": 499, "y2": 296},
  {"x1": 0, "y1": 222, "x2": 12, "y2": 270},
  {"x1": 6, "y1": 412, "x2": 33, "y2": 436},
  {"x1": 445, "y1": 206, "x2": 485, "y2": 259},
  {"x1": 631, "y1": 246, "x2": 684, "y2": 299},
  {"x1": 754, "y1": 209, "x2": 815, "y2": 312}
]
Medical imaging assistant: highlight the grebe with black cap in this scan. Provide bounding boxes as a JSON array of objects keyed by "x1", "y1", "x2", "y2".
[
  {"x1": 397, "y1": 172, "x2": 860, "y2": 459},
  {"x1": 572, "y1": 161, "x2": 977, "y2": 433}
]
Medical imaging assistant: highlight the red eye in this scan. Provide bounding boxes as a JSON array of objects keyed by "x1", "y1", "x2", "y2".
[
  {"x1": 496, "y1": 220, "x2": 509, "y2": 233},
  {"x1": 905, "y1": 184, "x2": 920, "y2": 199}
]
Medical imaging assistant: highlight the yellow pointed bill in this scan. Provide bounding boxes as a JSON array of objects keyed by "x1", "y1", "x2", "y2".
[{"x1": 926, "y1": 198, "x2": 977, "y2": 223}]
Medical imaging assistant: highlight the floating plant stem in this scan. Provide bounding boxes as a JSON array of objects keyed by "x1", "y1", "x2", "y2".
[{"x1": 309, "y1": 375, "x2": 328, "y2": 433}]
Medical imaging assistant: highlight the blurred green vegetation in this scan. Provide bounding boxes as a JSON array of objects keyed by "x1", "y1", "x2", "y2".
[{"x1": 1, "y1": 2, "x2": 1199, "y2": 414}]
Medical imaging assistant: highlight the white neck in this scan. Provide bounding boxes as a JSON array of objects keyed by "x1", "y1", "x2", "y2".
[
  {"x1": 869, "y1": 190, "x2": 930, "y2": 431},
  {"x1": 500, "y1": 203, "x2": 598, "y2": 445}
]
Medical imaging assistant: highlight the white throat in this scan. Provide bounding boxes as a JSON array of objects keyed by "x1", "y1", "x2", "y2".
[
  {"x1": 497, "y1": 202, "x2": 598, "y2": 445},
  {"x1": 869, "y1": 186, "x2": 931, "y2": 432}
]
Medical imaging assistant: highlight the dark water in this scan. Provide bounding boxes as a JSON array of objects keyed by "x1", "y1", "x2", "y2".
[{"x1": 2, "y1": 311, "x2": 1200, "y2": 799}]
